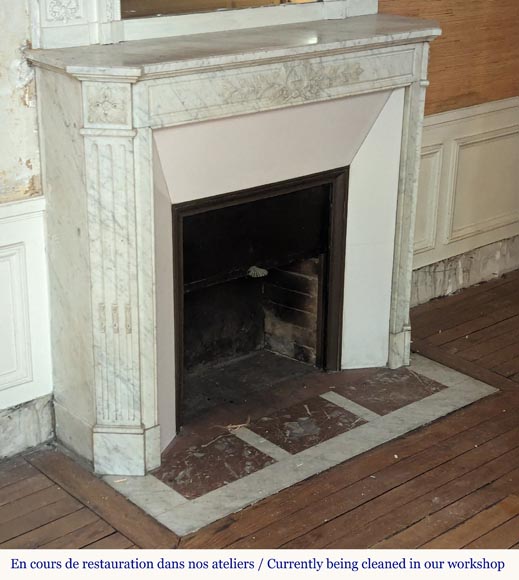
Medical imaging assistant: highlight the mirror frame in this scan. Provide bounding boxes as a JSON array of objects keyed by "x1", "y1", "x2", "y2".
[{"x1": 31, "y1": 0, "x2": 378, "y2": 49}]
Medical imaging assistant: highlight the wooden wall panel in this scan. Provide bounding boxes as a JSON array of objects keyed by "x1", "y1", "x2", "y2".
[
  {"x1": 379, "y1": 0, "x2": 519, "y2": 115},
  {"x1": 413, "y1": 98, "x2": 519, "y2": 269},
  {"x1": 0, "y1": 197, "x2": 52, "y2": 411}
]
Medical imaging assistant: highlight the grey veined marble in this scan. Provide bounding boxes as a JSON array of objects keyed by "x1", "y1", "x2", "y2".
[{"x1": 28, "y1": 13, "x2": 440, "y2": 475}]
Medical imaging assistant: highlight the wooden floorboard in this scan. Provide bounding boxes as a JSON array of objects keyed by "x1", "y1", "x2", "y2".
[
  {"x1": 320, "y1": 440, "x2": 519, "y2": 549},
  {"x1": 41, "y1": 519, "x2": 116, "y2": 549},
  {"x1": 372, "y1": 476, "x2": 514, "y2": 548},
  {"x1": 276, "y1": 424, "x2": 519, "y2": 549},
  {"x1": 0, "y1": 495, "x2": 83, "y2": 545},
  {"x1": 1, "y1": 508, "x2": 99, "y2": 549},
  {"x1": 2, "y1": 270, "x2": 519, "y2": 549},
  {"x1": 25, "y1": 449, "x2": 179, "y2": 549},
  {"x1": 421, "y1": 494, "x2": 519, "y2": 549},
  {"x1": 0, "y1": 473, "x2": 54, "y2": 508},
  {"x1": 0, "y1": 449, "x2": 178, "y2": 549},
  {"x1": 412, "y1": 276, "x2": 519, "y2": 340},
  {"x1": 444, "y1": 315, "x2": 519, "y2": 355},
  {"x1": 0, "y1": 459, "x2": 38, "y2": 490},
  {"x1": 413, "y1": 339, "x2": 519, "y2": 392},
  {"x1": 411, "y1": 270, "x2": 519, "y2": 392},
  {"x1": 455, "y1": 324, "x2": 519, "y2": 360},
  {"x1": 411, "y1": 270, "x2": 519, "y2": 322},
  {"x1": 83, "y1": 532, "x2": 135, "y2": 549},
  {"x1": 466, "y1": 513, "x2": 519, "y2": 549},
  {"x1": 0, "y1": 484, "x2": 69, "y2": 525}
]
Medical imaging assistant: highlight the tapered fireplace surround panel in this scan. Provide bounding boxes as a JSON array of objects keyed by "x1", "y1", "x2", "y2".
[{"x1": 28, "y1": 14, "x2": 440, "y2": 475}]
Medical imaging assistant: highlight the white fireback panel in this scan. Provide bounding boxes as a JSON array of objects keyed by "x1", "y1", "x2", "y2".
[{"x1": 153, "y1": 88, "x2": 404, "y2": 430}]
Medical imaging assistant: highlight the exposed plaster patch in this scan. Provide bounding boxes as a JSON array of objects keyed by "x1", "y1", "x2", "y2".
[
  {"x1": 0, "y1": 173, "x2": 41, "y2": 203},
  {"x1": 9, "y1": 42, "x2": 36, "y2": 108}
]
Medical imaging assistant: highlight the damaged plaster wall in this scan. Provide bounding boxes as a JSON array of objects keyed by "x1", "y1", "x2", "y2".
[
  {"x1": 411, "y1": 235, "x2": 519, "y2": 307},
  {"x1": 0, "y1": 395, "x2": 53, "y2": 459},
  {"x1": 0, "y1": 0, "x2": 40, "y2": 204}
]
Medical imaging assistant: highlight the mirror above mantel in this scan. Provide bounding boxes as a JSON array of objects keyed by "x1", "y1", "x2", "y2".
[
  {"x1": 32, "y1": 0, "x2": 379, "y2": 49},
  {"x1": 121, "y1": 0, "x2": 319, "y2": 19}
]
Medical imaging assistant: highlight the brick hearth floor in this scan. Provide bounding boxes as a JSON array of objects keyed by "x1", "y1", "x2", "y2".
[{"x1": 104, "y1": 355, "x2": 495, "y2": 535}]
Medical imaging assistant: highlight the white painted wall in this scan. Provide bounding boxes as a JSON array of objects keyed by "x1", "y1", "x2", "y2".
[
  {"x1": 0, "y1": 0, "x2": 40, "y2": 204},
  {"x1": 0, "y1": 198, "x2": 52, "y2": 411}
]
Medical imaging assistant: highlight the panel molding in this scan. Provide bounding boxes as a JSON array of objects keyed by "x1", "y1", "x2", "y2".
[
  {"x1": 446, "y1": 127, "x2": 519, "y2": 243},
  {"x1": 0, "y1": 243, "x2": 33, "y2": 391},
  {"x1": 413, "y1": 97, "x2": 519, "y2": 270},
  {"x1": 0, "y1": 197, "x2": 53, "y2": 411}
]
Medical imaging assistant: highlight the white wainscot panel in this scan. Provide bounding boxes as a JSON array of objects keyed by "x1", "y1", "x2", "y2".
[
  {"x1": 0, "y1": 198, "x2": 53, "y2": 410},
  {"x1": 413, "y1": 97, "x2": 519, "y2": 269},
  {"x1": 448, "y1": 128, "x2": 519, "y2": 242},
  {"x1": 0, "y1": 244, "x2": 32, "y2": 389}
]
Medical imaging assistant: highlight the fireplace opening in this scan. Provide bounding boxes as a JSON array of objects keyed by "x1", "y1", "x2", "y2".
[{"x1": 172, "y1": 168, "x2": 349, "y2": 427}]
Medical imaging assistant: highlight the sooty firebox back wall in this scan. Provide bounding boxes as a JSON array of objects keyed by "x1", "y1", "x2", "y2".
[
  {"x1": 183, "y1": 185, "x2": 329, "y2": 372},
  {"x1": 182, "y1": 184, "x2": 330, "y2": 289}
]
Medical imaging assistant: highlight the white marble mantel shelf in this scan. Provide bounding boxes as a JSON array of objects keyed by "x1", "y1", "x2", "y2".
[
  {"x1": 31, "y1": 13, "x2": 440, "y2": 476},
  {"x1": 26, "y1": 14, "x2": 440, "y2": 80}
]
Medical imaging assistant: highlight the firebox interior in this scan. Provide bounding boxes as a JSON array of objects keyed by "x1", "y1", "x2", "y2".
[{"x1": 173, "y1": 170, "x2": 348, "y2": 426}]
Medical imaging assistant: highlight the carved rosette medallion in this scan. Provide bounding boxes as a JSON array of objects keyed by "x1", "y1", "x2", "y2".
[
  {"x1": 84, "y1": 83, "x2": 131, "y2": 128},
  {"x1": 46, "y1": 0, "x2": 83, "y2": 23}
]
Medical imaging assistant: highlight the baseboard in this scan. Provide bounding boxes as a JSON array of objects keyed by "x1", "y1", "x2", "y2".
[
  {"x1": 411, "y1": 235, "x2": 519, "y2": 306},
  {"x1": 0, "y1": 394, "x2": 54, "y2": 459},
  {"x1": 54, "y1": 402, "x2": 94, "y2": 463}
]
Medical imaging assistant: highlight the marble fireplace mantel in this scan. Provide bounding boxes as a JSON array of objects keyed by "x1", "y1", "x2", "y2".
[{"x1": 27, "y1": 14, "x2": 440, "y2": 475}]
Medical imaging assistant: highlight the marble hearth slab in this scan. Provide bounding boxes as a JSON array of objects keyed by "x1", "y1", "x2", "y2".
[{"x1": 105, "y1": 355, "x2": 496, "y2": 536}]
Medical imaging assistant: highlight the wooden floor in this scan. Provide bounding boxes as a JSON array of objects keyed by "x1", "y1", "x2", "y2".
[
  {"x1": 2, "y1": 270, "x2": 519, "y2": 549},
  {"x1": 412, "y1": 269, "x2": 519, "y2": 392},
  {"x1": 0, "y1": 451, "x2": 178, "y2": 549}
]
